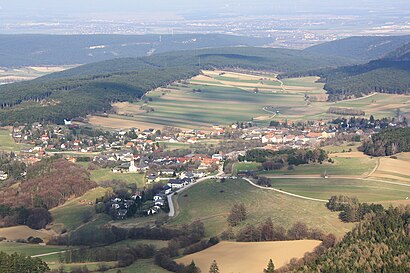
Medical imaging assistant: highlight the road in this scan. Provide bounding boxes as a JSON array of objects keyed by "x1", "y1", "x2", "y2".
[{"x1": 167, "y1": 167, "x2": 224, "y2": 217}]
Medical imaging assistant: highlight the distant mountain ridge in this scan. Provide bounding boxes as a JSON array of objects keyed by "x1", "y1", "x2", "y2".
[
  {"x1": 0, "y1": 34, "x2": 273, "y2": 67},
  {"x1": 305, "y1": 35, "x2": 410, "y2": 62}
]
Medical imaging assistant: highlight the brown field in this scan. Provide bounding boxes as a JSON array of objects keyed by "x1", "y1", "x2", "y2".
[
  {"x1": 177, "y1": 240, "x2": 321, "y2": 273},
  {"x1": 371, "y1": 154, "x2": 410, "y2": 183},
  {"x1": 331, "y1": 152, "x2": 368, "y2": 158},
  {"x1": 87, "y1": 116, "x2": 162, "y2": 130},
  {"x1": 0, "y1": 226, "x2": 55, "y2": 241},
  {"x1": 205, "y1": 70, "x2": 277, "y2": 81},
  {"x1": 194, "y1": 71, "x2": 318, "y2": 93}
]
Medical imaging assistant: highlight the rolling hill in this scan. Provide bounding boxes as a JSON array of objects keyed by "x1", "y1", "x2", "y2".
[
  {"x1": 320, "y1": 43, "x2": 410, "y2": 101},
  {"x1": 0, "y1": 47, "x2": 353, "y2": 125},
  {"x1": 0, "y1": 34, "x2": 273, "y2": 67},
  {"x1": 304, "y1": 35, "x2": 410, "y2": 62}
]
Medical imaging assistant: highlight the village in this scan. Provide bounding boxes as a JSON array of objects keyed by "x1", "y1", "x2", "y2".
[{"x1": 1, "y1": 115, "x2": 401, "y2": 219}]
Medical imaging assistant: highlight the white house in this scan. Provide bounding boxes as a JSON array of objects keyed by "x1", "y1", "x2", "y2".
[{"x1": 0, "y1": 171, "x2": 8, "y2": 181}]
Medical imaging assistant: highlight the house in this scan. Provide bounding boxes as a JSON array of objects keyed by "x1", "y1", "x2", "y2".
[
  {"x1": 212, "y1": 154, "x2": 223, "y2": 161},
  {"x1": 0, "y1": 171, "x2": 8, "y2": 181},
  {"x1": 159, "y1": 169, "x2": 174, "y2": 176},
  {"x1": 147, "y1": 173, "x2": 160, "y2": 183},
  {"x1": 154, "y1": 199, "x2": 165, "y2": 207},
  {"x1": 163, "y1": 185, "x2": 172, "y2": 195},
  {"x1": 168, "y1": 178, "x2": 191, "y2": 189},
  {"x1": 153, "y1": 194, "x2": 166, "y2": 202}
]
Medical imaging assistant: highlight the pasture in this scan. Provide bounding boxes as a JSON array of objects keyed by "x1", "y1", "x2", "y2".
[
  {"x1": 88, "y1": 70, "x2": 410, "y2": 130},
  {"x1": 177, "y1": 240, "x2": 321, "y2": 273},
  {"x1": 0, "y1": 242, "x2": 67, "y2": 258},
  {"x1": 171, "y1": 179, "x2": 352, "y2": 237},
  {"x1": 50, "y1": 187, "x2": 109, "y2": 231},
  {"x1": 268, "y1": 178, "x2": 409, "y2": 203},
  {"x1": 0, "y1": 128, "x2": 22, "y2": 152},
  {"x1": 90, "y1": 168, "x2": 146, "y2": 187}
]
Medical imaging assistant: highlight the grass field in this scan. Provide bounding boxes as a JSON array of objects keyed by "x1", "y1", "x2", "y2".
[
  {"x1": 177, "y1": 240, "x2": 321, "y2": 273},
  {"x1": 50, "y1": 187, "x2": 110, "y2": 231},
  {"x1": 268, "y1": 178, "x2": 409, "y2": 202},
  {"x1": 232, "y1": 162, "x2": 262, "y2": 175},
  {"x1": 0, "y1": 128, "x2": 22, "y2": 152},
  {"x1": 171, "y1": 179, "x2": 352, "y2": 238},
  {"x1": 87, "y1": 70, "x2": 410, "y2": 130},
  {"x1": 90, "y1": 168, "x2": 146, "y2": 187},
  {"x1": 0, "y1": 242, "x2": 67, "y2": 258}
]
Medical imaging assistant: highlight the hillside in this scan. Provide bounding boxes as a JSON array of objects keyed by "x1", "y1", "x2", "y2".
[
  {"x1": 0, "y1": 34, "x2": 272, "y2": 67},
  {"x1": 319, "y1": 43, "x2": 410, "y2": 101},
  {"x1": 0, "y1": 47, "x2": 352, "y2": 125},
  {"x1": 287, "y1": 206, "x2": 410, "y2": 273},
  {"x1": 305, "y1": 35, "x2": 410, "y2": 62}
]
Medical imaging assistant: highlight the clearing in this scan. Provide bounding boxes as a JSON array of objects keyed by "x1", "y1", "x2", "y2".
[{"x1": 176, "y1": 240, "x2": 321, "y2": 273}]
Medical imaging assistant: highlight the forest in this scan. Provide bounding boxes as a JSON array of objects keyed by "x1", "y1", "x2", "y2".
[
  {"x1": 283, "y1": 206, "x2": 410, "y2": 273},
  {"x1": 0, "y1": 158, "x2": 95, "y2": 229},
  {"x1": 284, "y1": 42, "x2": 410, "y2": 101},
  {"x1": 360, "y1": 127, "x2": 410, "y2": 156}
]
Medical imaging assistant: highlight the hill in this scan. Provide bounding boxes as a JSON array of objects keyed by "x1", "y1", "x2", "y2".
[
  {"x1": 286, "y1": 206, "x2": 410, "y2": 273},
  {"x1": 0, "y1": 47, "x2": 352, "y2": 125},
  {"x1": 0, "y1": 34, "x2": 272, "y2": 67},
  {"x1": 319, "y1": 43, "x2": 410, "y2": 101},
  {"x1": 304, "y1": 35, "x2": 410, "y2": 62}
]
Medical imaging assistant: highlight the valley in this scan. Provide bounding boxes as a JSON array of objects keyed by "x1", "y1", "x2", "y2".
[
  {"x1": 0, "y1": 33, "x2": 409, "y2": 273},
  {"x1": 87, "y1": 69, "x2": 410, "y2": 130}
]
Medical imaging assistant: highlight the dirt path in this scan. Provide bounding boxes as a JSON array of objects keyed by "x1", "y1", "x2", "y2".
[
  {"x1": 367, "y1": 157, "x2": 380, "y2": 177},
  {"x1": 31, "y1": 250, "x2": 68, "y2": 258},
  {"x1": 242, "y1": 178, "x2": 328, "y2": 202},
  {"x1": 335, "y1": 92, "x2": 377, "y2": 103},
  {"x1": 262, "y1": 107, "x2": 277, "y2": 119}
]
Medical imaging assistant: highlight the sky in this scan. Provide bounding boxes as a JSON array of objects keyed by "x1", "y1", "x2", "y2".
[{"x1": 1, "y1": 0, "x2": 409, "y2": 18}]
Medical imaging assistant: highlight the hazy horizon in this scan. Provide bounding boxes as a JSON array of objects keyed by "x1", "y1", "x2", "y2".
[{"x1": 1, "y1": 0, "x2": 410, "y2": 18}]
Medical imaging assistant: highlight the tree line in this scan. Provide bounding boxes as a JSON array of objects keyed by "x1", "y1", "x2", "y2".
[
  {"x1": 239, "y1": 148, "x2": 327, "y2": 166},
  {"x1": 360, "y1": 127, "x2": 410, "y2": 156}
]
